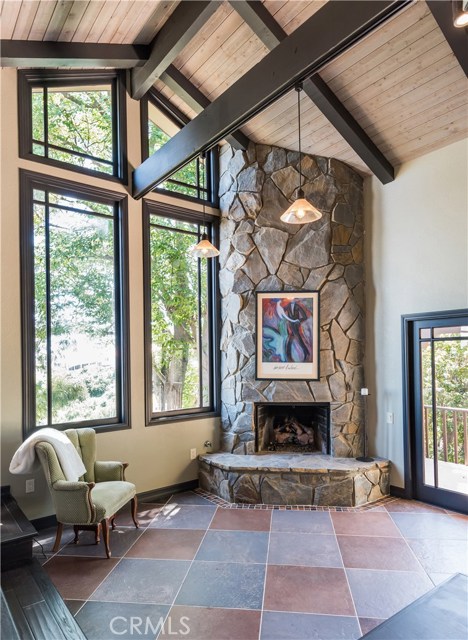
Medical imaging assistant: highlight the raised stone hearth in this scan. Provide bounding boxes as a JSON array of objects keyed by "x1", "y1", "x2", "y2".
[{"x1": 199, "y1": 453, "x2": 390, "y2": 507}]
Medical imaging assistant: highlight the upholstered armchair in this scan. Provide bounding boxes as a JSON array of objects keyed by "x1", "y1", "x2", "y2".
[{"x1": 35, "y1": 428, "x2": 138, "y2": 558}]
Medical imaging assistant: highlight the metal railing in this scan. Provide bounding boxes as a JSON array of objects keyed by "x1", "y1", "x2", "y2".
[{"x1": 423, "y1": 405, "x2": 468, "y2": 465}]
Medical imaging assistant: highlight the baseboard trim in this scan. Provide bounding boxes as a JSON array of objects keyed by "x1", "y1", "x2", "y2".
[
  {"x1": 138, "y1": 479, "x2": 199, "y2": 503},
  {"x1": 390, "y1": 485, "x2": 409, "y2": 499}
]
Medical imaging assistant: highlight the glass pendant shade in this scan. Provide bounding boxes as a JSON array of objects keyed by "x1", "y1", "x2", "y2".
[
  {"x1": 191, "y1": 233, "x2": 220, "y2": 258},
  {"x1": 280, "y1": 189, "x2": 322, "y2": 224},
  {"x1": 453, "y1": 0, "x2": 468, "y2": 26}
]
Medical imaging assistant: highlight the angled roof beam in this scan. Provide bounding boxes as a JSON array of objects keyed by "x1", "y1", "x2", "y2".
[
  {"x1": 133, "y1": 0, "x2": 407, "y2": 198},
  {"x1": 0, "y1": 40, "x2": 148, "y2": 68},
  {"x1": 229, "y1": 0, "x2": 285, "y2": 49},
  {"x1": 303, "y1": 76, "x2": 394, "y2": 183},
  {"x1": 160, "y1": 65, "x2": 250, "y2": 150},
  {"x1": 426, "y1": 0, "x2": 468, "y2": 77},
  {"x1": 131, "y1": 0, "x2": 220, "y2": 100},
  {"x1": 230, "y1": 0, "x2": 394, "y2": 184}
]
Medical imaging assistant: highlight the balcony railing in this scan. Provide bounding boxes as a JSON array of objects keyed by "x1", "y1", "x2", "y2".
[{"x1": 423, "y1": 405, "x2": 468, "y2": 465}]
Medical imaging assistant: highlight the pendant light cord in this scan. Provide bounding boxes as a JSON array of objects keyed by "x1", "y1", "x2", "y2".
[
  {"x1": 296, "y1": 82, "x2": 303, "y2": 197},
  {"x1": 201, "y1": 151, "x2": 206, "y2": 236}
]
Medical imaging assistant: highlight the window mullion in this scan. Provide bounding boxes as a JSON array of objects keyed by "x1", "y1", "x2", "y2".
[
  {"x1": 113, "y1": 203, "x2": 122, "y2": 421},
  {"x1": 44, "y1": 192, "x2": 53, "y2": 426},
  {"x1": 43, "y1": 87, "x2": 49, "y2": 159},
  {"x1": 197, "y1": 230, "x2": 203, "y2": 408}
]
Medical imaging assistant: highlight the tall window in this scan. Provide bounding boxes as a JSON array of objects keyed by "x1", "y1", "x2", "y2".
[
  {"x1": 18, "y1": 70, "x2": 127, "y2": 181},
  {"x1": 20, "y1": 171, "x2": 130, "y2": 434},
  {"x1": 143, "y1": 203, "x2": 219, "y2": 423},
  {"x1": 141, "y1": 90, "x2": 218, "y2": 205}
]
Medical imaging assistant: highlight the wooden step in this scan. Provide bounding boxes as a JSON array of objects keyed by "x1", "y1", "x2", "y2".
[{"x1": 1, "y1": 559, "x2": 86, "y2": 640}]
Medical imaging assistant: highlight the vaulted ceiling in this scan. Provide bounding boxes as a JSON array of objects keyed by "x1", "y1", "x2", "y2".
[{"x1": 1, "y1": 0, "x2": 467, "y2": 183}]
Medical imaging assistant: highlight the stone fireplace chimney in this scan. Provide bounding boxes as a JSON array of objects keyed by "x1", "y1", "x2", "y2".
[{"x1": 218, "y1": 143, "x2": 365, "y2": 458}]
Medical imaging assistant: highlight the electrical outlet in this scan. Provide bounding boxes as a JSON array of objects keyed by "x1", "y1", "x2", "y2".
[
  {"x1": 386, "y1": 412, "x2": 394, "y2": 424},
  {"x1": 25, "y1": 479, "x2": 35, "y2": 493},
  {"x1": 190, "y1": 448, "x2": 197, "y2": 460}
]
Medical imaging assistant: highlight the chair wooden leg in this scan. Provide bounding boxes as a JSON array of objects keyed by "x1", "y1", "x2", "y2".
[
  {"x1": 131, "y1": 497, "x2": 139, "y2": 529},
  {"x1": 73, "y1": 525, "x2": 80, "y2": 544},
  {"x1": 110, "y1": 515, "x2": 116, "y2": 530},
  {"x1": 52, "y1": 522, "x2": 64, "y2": 552},
  {"x1": 101, "y1": 518, "x2": 111, "y2": 559},
  {"x1": 95, "y1": 523, "x2": 101, "y2": 544}
]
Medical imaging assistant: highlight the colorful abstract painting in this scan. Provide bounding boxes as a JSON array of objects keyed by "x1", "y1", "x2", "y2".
[{"x1": 256, "y1": 291, "x2": 320, "y2": 380}]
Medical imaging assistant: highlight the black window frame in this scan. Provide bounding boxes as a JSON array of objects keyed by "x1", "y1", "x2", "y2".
[
  {"x1": 18, "y1": 69, "x2": 127, "y2": 183},
  {"x1": 140, "y1": 88, "x2": 219, "y2": 207},
  {"x1": 142, "y1": 200, "x2": 220, "y2": 426},
  {"x1": 20, "y1": 169, "x2": 131, "y2": 437}
]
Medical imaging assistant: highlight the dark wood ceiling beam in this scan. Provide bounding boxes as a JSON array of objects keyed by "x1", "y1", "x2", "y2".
[
  {"x1": 230, "y1": 0, "x2": 394, "y2": 183},
  {"x1": 303, "y1": 75, "x2": 394, "y2": 183},
  {"x1": 161, "y1": 65, "x2": 250, "y2": 150},
  {"x1": 0, "y1": 40, "x2": 148, "y2": 68},
  {"x1": 228, "y1": 0, "x2": 285, "y2": 48},
  {"x1": 426, "y1": 0, "x2": 468, "y2": 77},
  {"x1": 133, "y1": 0, "x2": 407, "y2": 198},
  {"x1": 0, "y1": 39, "x2": 249, "y2": 151},
  {"x1": 131, "y1": 0, "x2": 220, "y2": 100}
]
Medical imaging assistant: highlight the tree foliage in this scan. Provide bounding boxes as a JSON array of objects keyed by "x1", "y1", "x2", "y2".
[
  {"x1": 32, "y1": 87, "x2": 113, "y2": 173},
  {"x1": 149, "y1": 219, "x2": 207, "y2": 412},
  {"x1": 422, "y1": 337, "x2": 468, "y2": 464},
  {"x1": 34, "y1": 196, "x2": 117, "y2": 424},
  {"x1": 31, "y1": 88, "x2": 208, "y2": 424}
]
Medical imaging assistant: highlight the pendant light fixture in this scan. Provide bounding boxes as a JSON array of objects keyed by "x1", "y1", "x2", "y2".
[
  {"x1": 453, "y1": 0, "x2": 468, "y2": 27},
  {"x1": 191, "y1": 152, "x2": 220, "y2": 259},
  {"x1": 280, "y1": 83, "x2": 323, "y2": 225}
]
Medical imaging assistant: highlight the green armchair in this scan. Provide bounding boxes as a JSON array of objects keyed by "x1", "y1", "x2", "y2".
[{"x1": 35, "y1": 428, "x2": 138, "y2": 558}]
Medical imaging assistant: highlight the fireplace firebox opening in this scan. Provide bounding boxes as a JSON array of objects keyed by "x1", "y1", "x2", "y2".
[{"x1": 254, "y1": 402, "x2": 330, "y2": 454}]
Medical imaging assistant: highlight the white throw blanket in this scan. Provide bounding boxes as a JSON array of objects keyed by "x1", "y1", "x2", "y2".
[{"x1": 9, "y1": 428, "x2": 87, "y2": 482}]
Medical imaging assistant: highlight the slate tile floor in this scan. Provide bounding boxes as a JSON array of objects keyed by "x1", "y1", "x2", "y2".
[{"x1": 34, "y1": 494, "x2": 468, "y2": 640}]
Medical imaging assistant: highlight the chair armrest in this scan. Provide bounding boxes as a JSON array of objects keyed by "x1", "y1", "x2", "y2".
[
  {"x1": 94, "y1": 461, "x2": 129, "y2": 482},
  {"x1": 53, "y1": 480, "x2": 95, "y2": 492},
  {"x1": 51, "y1": 481, "x2": 96, "y2": 524}
]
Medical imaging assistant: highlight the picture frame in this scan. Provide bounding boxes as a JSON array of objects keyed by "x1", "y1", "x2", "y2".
[{"x1": 255, "y1": 290, "x2": 320, "y2": 381}]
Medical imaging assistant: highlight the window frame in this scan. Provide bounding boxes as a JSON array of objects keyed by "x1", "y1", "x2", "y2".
[
  {"x1": 142, "y1": 200, "x2": 220, "y2": 426},
  {"x1": 18, "y1": 69, "x2": 127, "y2": 183},
  {"x1": 20, "y1": 169, "x2": 131, "y2": 437},
  {"x1": 140, "y1": 88, "x2": 219, "y2": 207}
]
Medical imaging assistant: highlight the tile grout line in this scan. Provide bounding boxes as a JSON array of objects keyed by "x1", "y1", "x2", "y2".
[
  {"x1": 194, "y1": 488, "x2": 398, "y2": 512},
  {"x1": 258, "y1": 509, "x2": 273, "y2": 640},
  {"x1": 72, "y1": 496, "x2": 175, "y2": 619},
  {"x1": 329, "y1": 512, "x2": 363, "y2": 637},
  {"x1": 158, "y1": 502, "x2": 220, "y2": 634},
  {"x1": 386, "y1": 510, "x2": 463, "y2": 586}
]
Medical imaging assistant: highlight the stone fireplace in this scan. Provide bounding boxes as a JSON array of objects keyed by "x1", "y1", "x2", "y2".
[
  {"x1": 198, "y1": 142, "x2": 391, "y2": 507},
  {"x1": 217, "y1": 142, "x2": 366, "y2": 458},
  {"x1": 255, "y1": 402, "x2": 330, "y2": 454}
]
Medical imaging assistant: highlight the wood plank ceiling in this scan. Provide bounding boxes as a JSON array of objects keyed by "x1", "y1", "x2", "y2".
[{"x1": 1, "y1": 0, "x2": 467, "y2": 176}]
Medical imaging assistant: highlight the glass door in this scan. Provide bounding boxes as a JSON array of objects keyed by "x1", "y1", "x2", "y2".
[{"x1": 412, "y1": 314, "x2": 468, "y2": 512}]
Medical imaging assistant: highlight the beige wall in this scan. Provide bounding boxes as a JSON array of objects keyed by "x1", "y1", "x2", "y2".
[
  {"x1": 0, "y1": 68, "x2": 219, "y2": 519},
  {"x1": 364, "y1": 138, "x2": 468, "y2": 487}
]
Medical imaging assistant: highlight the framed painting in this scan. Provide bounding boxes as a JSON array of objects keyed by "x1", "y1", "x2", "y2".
[{"x1": 256, "y1": 291, "x2": 320, "y2": 380}]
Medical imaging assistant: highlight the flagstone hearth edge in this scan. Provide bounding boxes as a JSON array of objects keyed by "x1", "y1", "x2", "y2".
[{"x1": 199, "y1": 453, "x2": 390, "y2": 507}]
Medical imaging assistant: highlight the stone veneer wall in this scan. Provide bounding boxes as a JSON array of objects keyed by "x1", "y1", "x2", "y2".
[{"x1": 219, "y1": 143, "x2": 365, "y2": 458}]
